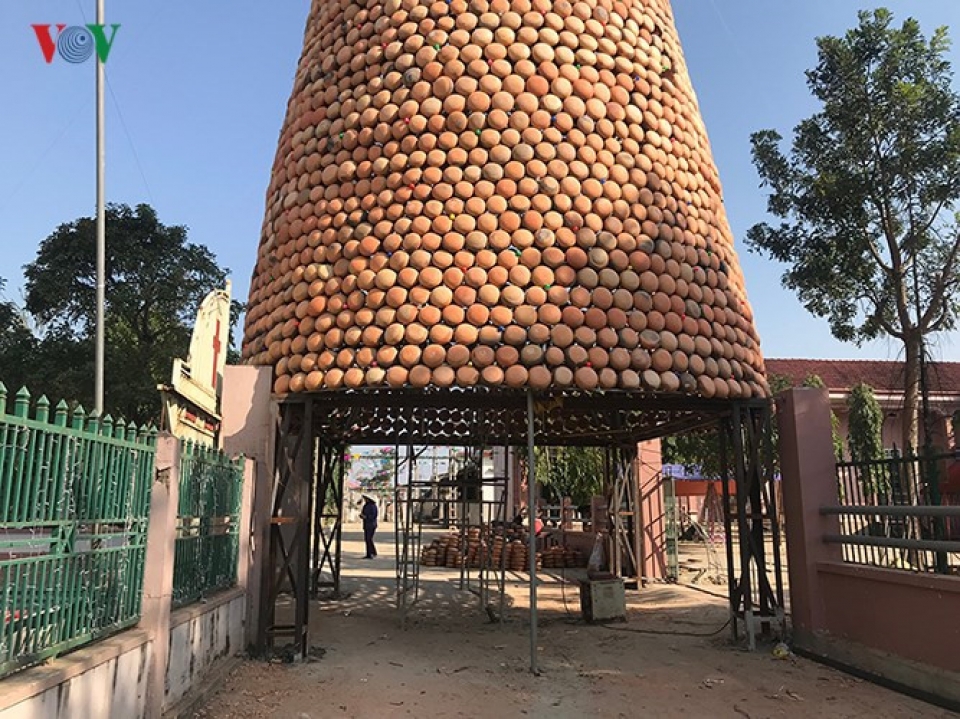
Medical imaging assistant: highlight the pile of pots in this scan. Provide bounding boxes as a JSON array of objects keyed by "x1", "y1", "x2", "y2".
[{"x1": 243, "y1": 0, "x2": 769, "y2": 399}]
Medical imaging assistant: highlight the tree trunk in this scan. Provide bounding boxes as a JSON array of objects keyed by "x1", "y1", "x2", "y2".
[{"x1": 902, "y1": 336, "x2": 921, "y2": 454}]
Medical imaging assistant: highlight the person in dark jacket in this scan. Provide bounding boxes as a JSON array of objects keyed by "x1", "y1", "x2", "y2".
[{"x1": 360, "y1": 495, "x2": 379, "y2": 559}]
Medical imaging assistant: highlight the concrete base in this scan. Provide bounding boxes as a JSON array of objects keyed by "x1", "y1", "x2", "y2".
[
  {"x1": 0, "y1": 588, "x2": 246, "y2": 719},
  {"x1": 165, "y1": 588, "x2": 246, "y2": 709},
  {"x1": 795, "y1": 629, "x2": 960, "y2": 712},
  {"x1": 0, "y1": 631, "x2": 152, "y2": 719}
]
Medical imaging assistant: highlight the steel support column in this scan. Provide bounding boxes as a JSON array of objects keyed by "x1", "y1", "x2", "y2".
[
  {"x1": 610, "y1": 445, "x2": 641, "y2": 586},
  {"x1": 722, "y1": 402, "x2": 784, "y2": 648},
  {"x1": 311, "y1": 441, "x2": 345, "y2": 597},
  {"x1": 258, "y1": 400, "x2": 314, "y2": 658}
]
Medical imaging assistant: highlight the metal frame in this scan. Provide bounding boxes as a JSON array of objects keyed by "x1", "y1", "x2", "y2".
[
  {"x1": 257, "y1": 387, "x2": 783, "y2": 660},
  {"x1": 609, "y1": 446, "x2": 641, "y2": 585},
  {"x1": 258, "y1": 401, "x2": 313, "y2": 658},
  {"x1": 288, "y1": 387, "x2": 729, "y2": 447},
  {"x1": 719, "y1": 402, "x2": 785, "y2": 649},
  {"x1": 310, "y1": 440, "x2": 345, "y2": 597},
  {"x1": 394, "y1": 438, "x2": 422, "y2": 624},
  {"x1": 393, "y1": 423, "x2": 510, "y2": 629},
  {"x1": 833, "y1": 449, "x2": 958, "y2": 573}
]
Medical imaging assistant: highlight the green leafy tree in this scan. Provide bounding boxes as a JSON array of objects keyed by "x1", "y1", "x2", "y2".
[
  {"x1": 801, "y1": 373, "x2": 846, "y2": 460},
  {"x1": 0, "y1": 279, "x2": 37, "y2": 394},
  {"x1": 748, "y1": 9, "x2": 960, "y2": 452},
  {"x1": 847, "y1": 382, "x2": 885, "y2": 461},
  {"x1": 21, "y1": 203, "x2": 234, "y2": 424},
  {"x1": 534, "y1": 447, "x2": 605, "y2": 507},
  {"x1": 661, "y1": 431, "x2": 724, "y2": 480},
  {"x1": 847, "y1": 382, "x2": 885, "y2": 492},
  {"x1": 662, "y1": 373, "x2": 845, "y2": 475}
]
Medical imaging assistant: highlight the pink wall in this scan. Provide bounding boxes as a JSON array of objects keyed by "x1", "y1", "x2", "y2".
[
  {"x1": 818, "y1": 563, "x2": 960, "y2": 673},
  {"x1": 220, "y1": 365, "x2": 274, "y2": 647},
  {"x1": 778, "y1": 388, "x2": 843, "y2": 634},
  {"x1": 780, "y1": 388, "x2": 960, "y2": 699},
  {"x1": 638, "y1": 439, "x2": 665, "y2": 581}
]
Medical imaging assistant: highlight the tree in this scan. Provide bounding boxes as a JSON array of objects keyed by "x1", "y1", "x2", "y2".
[
  {"x1": 801, "y1": 373, "x2": 846, "y2": 460},
  {"x1": 748, "y1": 9, "x2": 960, "y2": 452},
  {"x1": 662, "y1": 372, "x2": 844, "y2": 475},
  {"x1": 661, "y1": 431, "x2": 724, "y2": 480},
  {"x1": 20, "y1": 203, "x2": 234, "y2": 424},
  {"x1": 847, "y1": 382, "x2": 885, "y2": 493},
  {"x1": 0, "y1": 279, "x2": 37, "y2": 394},
  {"x1": 534, "y1": 447, "x2": 605, "y2": 507}
]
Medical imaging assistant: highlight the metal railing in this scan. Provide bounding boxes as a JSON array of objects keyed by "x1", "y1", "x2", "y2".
[
  {"x1": 828, "y1": 451, "x2": 960, "y2": 574},
  {"x1": 0, "y1": 384, "x2": 156, "y2": 678},
  {"x1": 172, "y1": 442, "x2": 244, "y2": 608}
]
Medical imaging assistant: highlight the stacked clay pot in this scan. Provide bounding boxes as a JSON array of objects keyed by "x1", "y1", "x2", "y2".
[{"x1": 243, "y1": 0, "x2": 769, "y2": 399}]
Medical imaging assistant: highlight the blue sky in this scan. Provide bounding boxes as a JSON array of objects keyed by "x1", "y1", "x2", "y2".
[{"x1": 2, "y1": 1, "x2": 960, "y2": 362}]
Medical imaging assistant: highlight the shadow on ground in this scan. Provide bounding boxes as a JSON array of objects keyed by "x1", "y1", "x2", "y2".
[{"x1": 192, "y1": 523, "x2": 948, "y2": 719}]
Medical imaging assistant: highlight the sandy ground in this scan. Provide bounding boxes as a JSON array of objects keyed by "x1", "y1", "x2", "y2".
[{"x1": 193, "y1": 523, "x2": 953, "y2": 719}]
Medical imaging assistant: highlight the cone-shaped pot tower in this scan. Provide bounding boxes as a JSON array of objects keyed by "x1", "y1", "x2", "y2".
[{"x1": 243, "y1": 0, "x2": 768, "y2": 399}]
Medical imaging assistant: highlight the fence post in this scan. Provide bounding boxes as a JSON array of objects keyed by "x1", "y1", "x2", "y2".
[
  {"x1": 140, "y1": 433, "x2": 181, "y2": 719},
  {"x1": 237, "y1": 457, "x2": 256, "y2": 595},
  {"x1": 777, "y1": 388, "x2": 843, "y2": 638},
  {"x1": 220, "y1": 365, "x2": 275, "y2": 649}
]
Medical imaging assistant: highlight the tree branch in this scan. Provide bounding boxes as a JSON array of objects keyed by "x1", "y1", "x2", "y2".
[{"x1": 920, "y1": 232, "x2": 960, "y2": 329}]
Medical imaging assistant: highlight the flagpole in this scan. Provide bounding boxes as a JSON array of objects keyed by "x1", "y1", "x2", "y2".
[{"x1": 95, "y1": 0, "x2": 106, "y2": 416}]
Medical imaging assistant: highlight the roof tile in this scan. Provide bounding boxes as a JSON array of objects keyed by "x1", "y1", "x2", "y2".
[{"x1": 765, "y1": 358, "x2": 960, "y2": 395}]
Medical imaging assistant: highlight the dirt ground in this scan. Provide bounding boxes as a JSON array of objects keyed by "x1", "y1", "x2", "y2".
[{"x1": 193, "y1": 523, "x2": 953, "y2": 719}]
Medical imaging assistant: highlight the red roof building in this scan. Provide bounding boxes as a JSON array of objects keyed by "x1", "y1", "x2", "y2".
[{"x1": 765, "y1": 358, "x2": 960, "y2": 453}]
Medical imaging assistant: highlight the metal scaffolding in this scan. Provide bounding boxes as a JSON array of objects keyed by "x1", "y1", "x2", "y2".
[
  {"x1": 609, "y1": 445, "x2": 642, "y2": 586},
  {"x1": 394, "y1": 438, "x2": 510, "y2": 627},
  {"x1": 259, "y1": 401, "x2": 313, "y2": 656},
  {"x1": 719, "y1": 402, "x2": 785, "y2": 649},
  {"x1": 255, "y1": 388, "x2": 784, "y2": 665},
  {"x1": 311, "y1": 441, "x2": 346, "y2": 597}
]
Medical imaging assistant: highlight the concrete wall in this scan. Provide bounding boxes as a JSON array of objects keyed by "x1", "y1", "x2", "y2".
[
  {"x1": 816, "y1": 563, "x2": 960, "y2": 674},
  {"x1": 779, "y1": 388, "x2": 960, "y2": 706},
  {"x1": 220, "y1": 365, "x2": 274, "y2": 649},
  {"x1": 0, "y1": 591, "x2": 249, "y2": 719},
  {"x1": 0, "y1": 632, "x2": 151, "y2": 719},
  {"x1": 165, "y1": 589, "x2": 246, "y2": 709}
]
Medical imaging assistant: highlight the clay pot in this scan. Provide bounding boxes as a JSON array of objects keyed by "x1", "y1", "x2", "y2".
[{"x1": 244, "y1": 0, "x2": 767, "y2": 400}]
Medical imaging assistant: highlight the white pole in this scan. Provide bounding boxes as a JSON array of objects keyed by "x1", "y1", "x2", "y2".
[
  {"x1": 95, "y1": 0, "x2": 106, "y2": 416},
  {"x1": 526, "y1": 390, "x2": 538, "y2": 675}
]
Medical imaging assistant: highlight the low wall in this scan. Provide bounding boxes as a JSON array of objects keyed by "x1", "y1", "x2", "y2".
[
  {"x1": 0, "y1": 631, "x2": 152, "y2": 719},
  {"x1": 0, "y1": 435, "x2": 257, "y2": 719},
  {"x1": 799, "y1": 562, "x2": 960, "y2": 694},
  {"x1": 0, "y1": 590, "x2": 247, "y2": 719},
  {"x1": 780, "y1": 389, "x2": 960, "y2": 709},
  {"x1": 165, "y1": 588, "x2": 246, "y2": 710}
]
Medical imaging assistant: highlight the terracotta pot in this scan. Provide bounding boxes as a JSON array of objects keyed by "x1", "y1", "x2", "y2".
[{"x1": 245, "y1": 0, "x2": 766, "y2": 400}]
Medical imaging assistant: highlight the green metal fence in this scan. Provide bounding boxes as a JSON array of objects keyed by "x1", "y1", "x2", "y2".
[
  {"x1": 0, "y1": 384, "x2": 156, "y2": 679},
  {"x1": 172, "y1": 442, "x2": 244, "y2": 608}
]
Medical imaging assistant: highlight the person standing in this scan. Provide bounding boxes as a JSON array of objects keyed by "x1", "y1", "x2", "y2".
[{"x1": 360, "y1": 495, "x2": 379, "y2": 559}]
